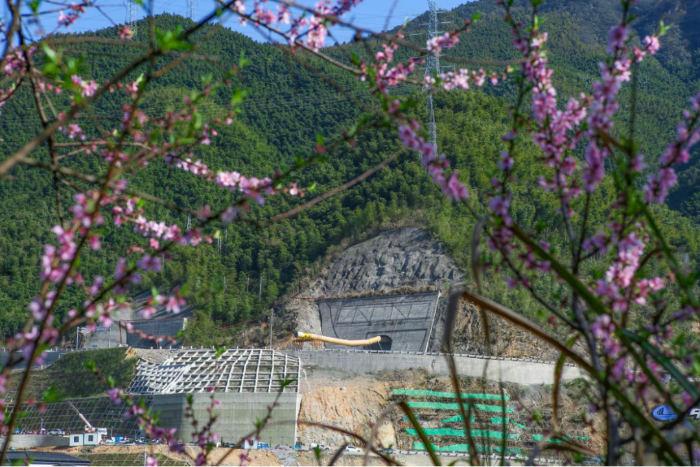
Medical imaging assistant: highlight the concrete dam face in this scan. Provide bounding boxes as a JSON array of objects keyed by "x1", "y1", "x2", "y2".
[{"x1": 318, "y1": 292, "x2": 440, "y2": 352}]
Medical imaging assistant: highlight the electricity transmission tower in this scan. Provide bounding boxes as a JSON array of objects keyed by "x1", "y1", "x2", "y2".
[
  {"x1": 124, "y1": 0, "x2": 137, "y2": 36},
  {"x1": 415, "y1": 0, "x2": 454, "y2": 151},
  {"x1": 186, "y1": 0, "x2": 197, "y2": 20},
  {"x1": 424, "y1": 0, "x2": 440, "y2": 151}
]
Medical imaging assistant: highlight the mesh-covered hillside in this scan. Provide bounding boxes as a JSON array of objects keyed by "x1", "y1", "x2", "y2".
[
  {"x1": 6, "y1": 348, "x2": 138, "y2": 400},
  {"x1": 6, "y1": 395, "x2": 152, "y2": 436}
]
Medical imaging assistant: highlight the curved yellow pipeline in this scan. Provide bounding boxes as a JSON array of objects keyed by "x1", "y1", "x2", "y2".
[{"x1": 295, "y1": 331, "x2": 382, "y2": 347}]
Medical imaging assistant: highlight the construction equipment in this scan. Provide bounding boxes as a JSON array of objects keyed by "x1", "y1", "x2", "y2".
[
  {"x1": 68, "y1": 401, "x2": 107, "y2": 435},
  {"x1": 294, "y1": 332, "x2": 387, "y2": 347}
]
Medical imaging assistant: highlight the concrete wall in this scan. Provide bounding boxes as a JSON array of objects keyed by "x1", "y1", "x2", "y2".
[
  {"x1": 319, "y1": 293, "x2": 439, "y2": 352},
  {"x1": 394, "y1": 451, "x2": 564, "y2": 467},
  {"x1": 288, "y1": 350, "x2": 585, "y2": 385},
  {"x1": 150, "y1": 392, "x2": 301, "y2": 446},
  {"x1": 1, "y1": 435, "x2": 69, "y2": 449}
]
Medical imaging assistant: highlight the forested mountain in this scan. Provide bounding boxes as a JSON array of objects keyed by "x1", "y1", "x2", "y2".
[{"x1": 0, "y1": 0, "x2": 699, "y2": 343}]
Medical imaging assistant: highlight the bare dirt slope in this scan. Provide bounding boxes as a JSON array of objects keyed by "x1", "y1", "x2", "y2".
[
  {"x1": 296, "y1": 368, "x2": 601, "y2": 461},
  {"x1": 297, "y1": 373, "x2": 402, "y2": 448}
]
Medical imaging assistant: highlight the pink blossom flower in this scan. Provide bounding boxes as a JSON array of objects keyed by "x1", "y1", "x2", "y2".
[
  {"x1": 137, "y1": 255, "x2": 162, "y2": 272},
  {"x1": 221, "y1": 206, "x2": 239, "y2": 224},
  {"x1": 442, "y1": 172, "x2": 469, "y2": 201},
  {"x1": 427, "y1": 33, "x2": 459, "y2": 54},
  {"x1": 643, "y1": 35, "x2": 660, "y2": 55},
  {"x1": 607, "y1": 25, "x2": 628, "y2": 54},
  {"x1": 119, "y1": 26, "x2": 133, "y2": 39},
  {"x1": 107, "y1": 388, "x2": 124, "y2": 404}
]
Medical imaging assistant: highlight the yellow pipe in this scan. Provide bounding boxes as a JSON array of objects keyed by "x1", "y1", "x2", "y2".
[{"x1": 295, "y1": 331, "x2": 382, "y2": 347}]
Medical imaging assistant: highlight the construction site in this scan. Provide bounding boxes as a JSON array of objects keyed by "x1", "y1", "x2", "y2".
[
  {"x1": 0, "y1": 228, "x2": 602, "y2": 465},
  {"x1": 4, "y1": 351, "x2": 595, "y2": 465},
  {"x1": 0, "y1": 228, "x2": 600, "y2": 467}
]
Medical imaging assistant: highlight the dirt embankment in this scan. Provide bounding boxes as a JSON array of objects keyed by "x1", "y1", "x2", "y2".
[
  {"x1": 433, "y1": 300, "x2": 573, "y2": 360},
  {"x1": 297, "y1": 375, "x2": 400, "y2": 448},
  {"x1": 296, "y1": 368, "x2": 603, "y2": 460},
  {"x1": 28, "y1": 368, "x2": 602, "y2": 465}
]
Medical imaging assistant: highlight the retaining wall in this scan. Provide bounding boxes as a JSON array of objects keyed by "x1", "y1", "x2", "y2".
[
  {"x1": 393, "y1": 450, "x2": 573, "y2": 465},
  {"x1": 288, "y1": 349, "x2": 584, "y2": 385},
  {"x1": 394, "y1": 451, "x2": 564, "y2": 467},
  {"x1": 318, "y1": 293, "x2": 439, "y2": 352},
  {"x1": 1, "y1": 435, "x2": 69, "y2": 449},
  {"x1": 150, "y1": 392, "x2": 301, "y2": 446}
]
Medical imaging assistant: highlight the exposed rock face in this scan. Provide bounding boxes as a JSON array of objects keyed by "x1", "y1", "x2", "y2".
[
  {"x1": 431, "y1": 300, "x2": 563, "y2": 360},
  {"x1": 276, "y1": 226, "x2": 563, "y2": 360},
  {"x1": 316, "y1": 227, "x2": 462, "y2": 295},
  {"x1": 275, "y1": 227, "x2": 462, "y2": 342}
]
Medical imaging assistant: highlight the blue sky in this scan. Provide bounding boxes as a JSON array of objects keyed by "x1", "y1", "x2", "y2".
[{"x1": 7, "y1": 0, "x2": 471, "y2": 43}]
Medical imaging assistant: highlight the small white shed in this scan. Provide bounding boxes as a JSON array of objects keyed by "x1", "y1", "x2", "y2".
[{"x1": 69, "y1": 432, "x2": 102, "y2": 446}]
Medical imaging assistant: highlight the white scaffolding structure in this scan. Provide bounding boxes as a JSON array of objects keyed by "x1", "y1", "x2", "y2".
[{"x1": 128, "y1": 348, "x2": 301, "y2": 394}]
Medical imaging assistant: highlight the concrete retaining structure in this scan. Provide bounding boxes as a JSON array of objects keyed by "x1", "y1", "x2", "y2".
[
  {"x1": 318, "y1": 293, "x2": 440, "y2": 352},
  {"x1": 288, "y1": 349, "x2": 585, "y2": 385},
  {"x1": 391, "y1": 450, "x2": 566, "y2": 465},
  {"x1": 1, "y1": 435, "x2": 70, "y2": 449},
  {"x1": 150, "y1": 392, "x2": 302, "y2": 446}
]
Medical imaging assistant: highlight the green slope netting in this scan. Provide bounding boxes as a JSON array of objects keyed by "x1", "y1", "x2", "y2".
[
  {"x1": 407, "y1": 401, "x2": 515, "y2": 413},
  {"x1": 441, "y1": 414, "x2": 474, "y2": 423},
  {"x1": 399, "y1": 387, "x2": 590, "y2": 458},
  {"x1": 406, "y1": 428, "x2": 520, "y2": 440},
  {"x1": 414, "y1": 442, "x2": 522, "y2": 455},
  {"x1": 393, "y1": 389, "x2": 510, "y2": 401}
]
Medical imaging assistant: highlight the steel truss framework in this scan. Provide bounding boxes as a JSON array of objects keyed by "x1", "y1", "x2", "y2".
[{"x1": 128, "y1": 349, "x2": 301, "y2": 394}]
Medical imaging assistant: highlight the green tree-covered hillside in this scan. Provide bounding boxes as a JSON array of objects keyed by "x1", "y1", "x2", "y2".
[{"x1": 0, "y1": 1, "x2": 699, "y2": 342}]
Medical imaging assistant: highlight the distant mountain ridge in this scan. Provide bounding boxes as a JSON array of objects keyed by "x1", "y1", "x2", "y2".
[{"x1": 1, "y1": 0, "x2": 699, "y2": 342}]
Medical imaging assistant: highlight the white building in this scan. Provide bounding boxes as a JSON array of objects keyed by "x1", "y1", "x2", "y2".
[{"x1": 69, "y1": 432, "x2": 102, "y2": 446}]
